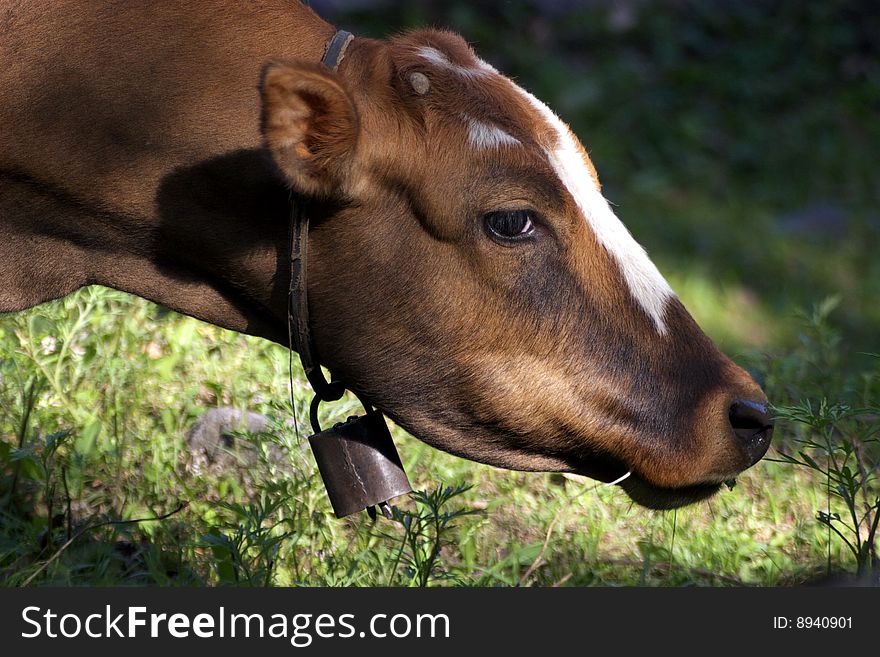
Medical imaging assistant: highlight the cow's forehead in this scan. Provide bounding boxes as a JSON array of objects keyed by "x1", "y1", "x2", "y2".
[{"x1": 390, "y1": 33, "x2": 675, "y2": 334}]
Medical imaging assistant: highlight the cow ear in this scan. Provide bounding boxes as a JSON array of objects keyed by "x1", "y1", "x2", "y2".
[{"x1": 260, "y1": 60, "x2": 358, "y2": 198}]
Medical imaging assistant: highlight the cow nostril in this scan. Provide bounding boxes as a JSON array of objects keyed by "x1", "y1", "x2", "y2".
[
  {"x1": 728, "y1": 399, "x2": 774, "y2": 464},
  {"x1": 729, "y1": 399, "x2": 771, "y2": 432}
]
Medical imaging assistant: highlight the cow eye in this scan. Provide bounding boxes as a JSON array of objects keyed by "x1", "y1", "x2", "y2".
[{"x1": 484, "y1": 209, "x2": 536, "y2": 241}]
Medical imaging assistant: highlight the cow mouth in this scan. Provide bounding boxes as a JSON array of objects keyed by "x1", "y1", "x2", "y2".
[
  {"x1": 568, "y1": 454, "x2": 725, "y2": 510},
  {"x1": 617, "y1": 475, "x2": 723, "y2": 510}
]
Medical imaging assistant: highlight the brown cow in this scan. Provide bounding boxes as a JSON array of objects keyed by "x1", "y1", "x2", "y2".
[{"x1": 0, "y1": 1, "x2": 771, "y2": 509}]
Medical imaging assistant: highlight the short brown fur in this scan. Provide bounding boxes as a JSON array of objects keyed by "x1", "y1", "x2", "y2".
[{"x1": 0, "y1": 1, "x2": 770, "y2": 509}]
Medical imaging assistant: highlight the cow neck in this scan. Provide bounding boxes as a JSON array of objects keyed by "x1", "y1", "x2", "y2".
[
  {"x1": 287, "y1": 31, "x2": 413, "y2": 522},
  {"x1": 288, "y1": 30, "x2": 354, "y2": 404}
]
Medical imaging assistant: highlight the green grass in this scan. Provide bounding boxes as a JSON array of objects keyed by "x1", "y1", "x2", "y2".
[
  {"x1": 2, "y1": 1, "x2": 878, "y2": 586},
  {"x1": 0, "y1": 285, "x2": 877, "y2": 586}
]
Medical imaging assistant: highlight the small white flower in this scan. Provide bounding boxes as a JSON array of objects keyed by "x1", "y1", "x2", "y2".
[{"x1": 40, "y1": 336, "x2": 57, "y2": 355}]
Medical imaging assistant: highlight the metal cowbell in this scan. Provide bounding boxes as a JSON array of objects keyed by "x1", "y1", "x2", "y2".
[{"x1": 308, "y1": 410, "x2": 412, "y2": 518}]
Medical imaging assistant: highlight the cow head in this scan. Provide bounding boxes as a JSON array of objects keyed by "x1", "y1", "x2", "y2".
[{"x1": 259, "y1": 30, "x2": 772, "y2": 509}]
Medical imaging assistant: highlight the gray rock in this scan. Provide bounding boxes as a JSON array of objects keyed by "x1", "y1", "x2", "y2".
[{"x1": 184, "y1": 407, "x2": 306, "y2": 496}]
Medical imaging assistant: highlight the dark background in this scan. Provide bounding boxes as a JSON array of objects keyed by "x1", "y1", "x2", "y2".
[{"x1": 314, "y1": 0, "x2": 880, "y2": 363}]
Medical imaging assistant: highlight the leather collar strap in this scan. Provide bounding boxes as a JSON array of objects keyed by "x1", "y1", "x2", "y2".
[
  {"x1": 288, "y1": 30, "x2": 354, "y2": 403},
  {"x1": 323, "y1": 30, "x2": 354, "y2": 70}
]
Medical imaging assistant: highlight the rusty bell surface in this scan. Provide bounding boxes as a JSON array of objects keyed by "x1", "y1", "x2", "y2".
[{"x1": 308, "y1": 410, "x2": 412, "y2": 518}]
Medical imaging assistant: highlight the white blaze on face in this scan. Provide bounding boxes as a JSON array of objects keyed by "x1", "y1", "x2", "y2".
[
  {"x1": 511, "y1": 84, "x2": 675, "y2": 334},
  {"x1": 415, "y1": 45, "x2": 674, "y2": 333},
  {"x1": 415, "y1": 46, "x2": 493, "y2": 79},
  {"x1": 465, "y1": 115, "x2": 520, "y2": 149},
  {"x1": 414, "y1": 49, "x2": 518, "y2": 149}
]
